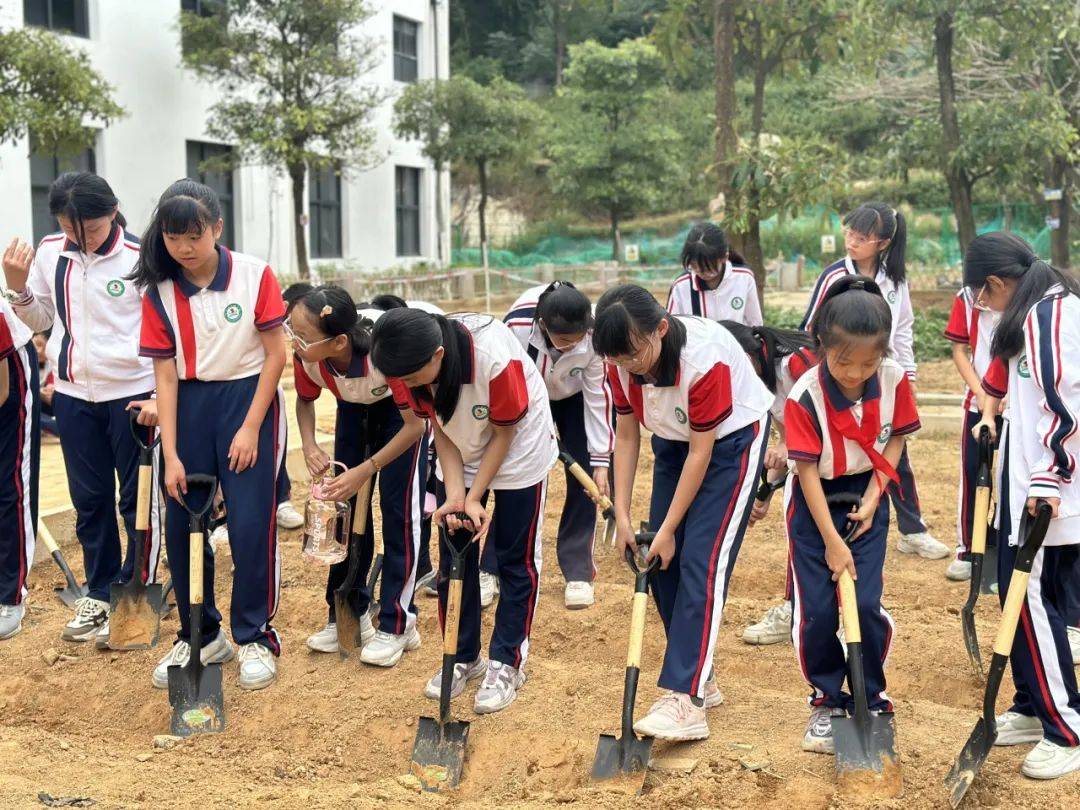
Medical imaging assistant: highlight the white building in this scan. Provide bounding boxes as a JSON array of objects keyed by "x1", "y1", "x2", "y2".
[{"x1": 0, "y1": 0, "x2": 450, "y2": 277}]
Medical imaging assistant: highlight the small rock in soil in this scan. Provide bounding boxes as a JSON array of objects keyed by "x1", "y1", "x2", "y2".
[
  {"x1": 135, "y1": 753, "x2": 153, "y2": 763},
  {"x1": 42, "y1": 649, "x2": 60, "y2": 666},
  {"x1": 395, "y1": 774, "x2": 421, "y2": 792},
  {"x1": 153, "y1": 735, "x2": 182, "y2": 750},
  {"x1": 59, "y1": 741, "x2": 70, "y2": 751}
]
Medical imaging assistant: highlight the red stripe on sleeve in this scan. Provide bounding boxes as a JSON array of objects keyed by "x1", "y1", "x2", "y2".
[
  {"x1": 944, "y1": 295, "x2": 970, "y2": 343},
  {"x1": 982, "y1": 355, "x2": 1008, "y2": 398},
  {"x1": 892, "y1": 374, "x2": 921, "y2": 435},
  {"x1": 607, "y1": 364, "x2": 632, "y2": 414},
  {"x1": 489, "y1": 359, "x2": 529, "y2": 425},
  {"x1": 0, "y1": 314, "x2": 14, "y2": 359},
  {"x1": 173, "y1": 283, "x2": 198, "y2": 380},
  {"x1": 293, "y1": 356, "x2": 323, "y2": 402},
  {"x1": 784, "y1": 398, "x2": 822, "y2": 462},
  {"x1": 688, "y1": 361, "x2": 732, "y2": 431},
  {"x1": 254, "y1": 266, "x2": 287, "y2": 330},
  {"x1": 138, "y1": 295, "x2": 175, "y2": 358}
]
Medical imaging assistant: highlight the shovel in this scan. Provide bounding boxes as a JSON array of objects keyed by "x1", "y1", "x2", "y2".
[
  {"x1": 826, "y1": 493, "x2": 902, "y2": 797},
  {"x1": 411, "y1": 518, "x2": 475, "y2": 791},
  {"x1": 108, "y1": 412, "x2": 164, "y2": 650},
  {"x1": 36, "y1": 520, "x2": 85, "y2": 608},
  {"x1": 944, "y1": 500, "x2": 1052, "y2": 808},
  {"x1": 960, "y1": 427, "x2": 992, "y2": 678},
  {"x1": 168, "y1": 474, "x2": 225, "y2": 737},
  {"x1": 591, "y1": 524, "x2": 660, "y2": 787},
  {"x1": 558, "y1": 441, "x2": 616, "y2": 546},
  {"x1": 337, "y1": 473, "x2": 375, "y2": 659},
  {"x1": 756, "y1": 467, "x2": 788, "y2": 503},
  {"x1": 979, "y1": 446, "x2": 1000, "y2": 596},
  {"x1": 366, "y1": 519, "x2": 384, "y2": 615}
]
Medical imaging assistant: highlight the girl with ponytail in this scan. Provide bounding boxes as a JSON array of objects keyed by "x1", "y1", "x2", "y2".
[
  {"x1": 965, "y1": 232, "x2": 1080, "y2": 780},
  {"x1": 287, "y1": 285, "x2": 429, "y2": 668},
  {"x1": 668, "y1": 222, "x2": 763, "y2": 326}
]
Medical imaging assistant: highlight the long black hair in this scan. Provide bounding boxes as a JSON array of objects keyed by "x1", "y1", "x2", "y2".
[
  {"x1": 593, "y1": 284, "x2": 686, "y2": 383},
  {"x1": 48, "y1": 172, "x2": 126, "y2": 251},
  {"x1": 720, "y1": 321, "x2": 815, "y2": 393},
  {"x1": 963, "y1": 231, "x2": 1080, "y2": 361},
  {"x1": 371, "y1": 293, "x2": 408, "y2": 311},
  {"x1": 129, "y1": 179, "x2": 223, "y2": 288},
  {"x1": 296, "y1": 285, "x2": 372, "y2": 355},
  {"x1": 371, "y1": 308, "x2": 473, "y2": 422},
  {"x1": 810, "y1": 275, "x2": 892, "y2": 355},
  {"x1": 536, "y1": 281, "x2": 593, "y2": 335},
  {"x1": 843, "y1": 202, "x2": 907, "y2": 284},
  {"x1": 680, "y1": 222, "x2": 748, "y2": 282},
  {"x1": 282, "y1": 282, "x2": 314, "y2": 313}
]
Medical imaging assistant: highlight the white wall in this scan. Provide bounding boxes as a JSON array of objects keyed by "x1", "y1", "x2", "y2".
[{"x1": 0, "y1": 0, "x2": 450, "y2": 276}]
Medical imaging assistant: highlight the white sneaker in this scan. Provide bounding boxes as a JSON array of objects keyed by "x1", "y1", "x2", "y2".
[
  {"x1": 633, "y1": 692, "x2": 708, "y2": 741},
  {"x1": 802, "y1": 706, "x2": 835, "y2": 754},
  {"x1": 703, "y1": 675, "x2": 724, "y2": 709},
  {"x1": 94, "y1": 619, "x2": 110, "y2": 650},
  {"x1": 742, "y1": 601, "x2": 792, "y2": 645},
  {"x1": 152, "y1": 631, "x2": 236, "y2": 689},
  {"x1": 237, "y1": 643, "x2": 277, "y2": 690},
  {"x1": 0, "y1": 603, "x2": 24, "y2": 640},
  {"x1": 897, "y1": 531, "x2": 950, "y2": 559},
  {"x1": 424, "y1": 656, "x2": 488, "y2": 700},
  {"x1": 1021, "y1": 738, "x2": 1080, "y2": 779},
  {"x1": 306, "y1": 622, "x2": 339, "y2": 654},
  {"x1": 1068, "y1": 626, "x2": 1080, "y2": 665},
  {"x1": 62, "y1": 597, "x2": 109, "y2": 642},
  {"x1": 564, "y1": 581, "x2": 594, "y2": 610},
  {"x1": 360, "y1": 627, "x2": 421, "y2": 667},
  {"x1": 276, "y1": 502, "x2": 304, "y2": 530},
  {"x1": 474, "y1": 661, "x2": 526, "y2": 714},
  {"x1": 209, "y1": 523, "x2": 229, "y2": 553},
  {"x1": 994, "y1": 711, "x2": 1043, "y2": 746},
  {"x1": 479, "y1": 572, "x2": 499, "y2": 609},
  {"x1": 946, "y1": 558, "x2": 972, "y2": 581}
]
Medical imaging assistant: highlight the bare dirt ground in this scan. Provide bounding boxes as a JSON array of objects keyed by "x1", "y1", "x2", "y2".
[{"x1": 3, "y1": 417, "x2": 1080, "y2": 810}]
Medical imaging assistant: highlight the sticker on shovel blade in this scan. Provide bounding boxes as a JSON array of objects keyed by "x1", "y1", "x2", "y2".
[{"x1": 181, "y1": 707, "x2": 220, "y2": 728}]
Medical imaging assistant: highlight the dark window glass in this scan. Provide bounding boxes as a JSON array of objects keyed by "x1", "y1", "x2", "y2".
[
  {"x1": 24, "y1": 0, "x2": 89, "y2": 37},
  {"x1": 395, "y1": 166, "x2": 421, "y2": 257},
  {"x1": 308, "y1": 165, "x2": 342, "y2": 259},
  {"x1": 186, "y1": 141, "x2": 236, "y2": 248},
  {"x1": 181, "y1": 0, "x2": 219, "y2": 17},
  {"x1": 393, "y1": 16, "x2": 419, "y2": 82},
  {"x1": 29, "y1": 138, "x2": 96, "y2": 243}
]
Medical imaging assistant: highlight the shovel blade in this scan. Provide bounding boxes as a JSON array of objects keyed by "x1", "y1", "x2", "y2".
[
  {"x1": 979, "y1": 546, "x2": 998, "y2": 595},
  {"x1": 833, "y1": 712, "x2": 902, "y2": 797},
  {"x1": 960, "y1": 608, "x2": 984, "y2": 680},
  {"x1": 167, "y1": 662, "x2": 225, "y2": 737},
  {"x1": 410, "y1": 715, "x2": 470, "y2": 791},
  {"x1": 591, "y1": 731, "x2": 653, "y2": 788},
  {"x1": 108, "y1": 583, "x2": 164, "y2": 650},
  {"x1": 334, "y1": 592, "x2": 364, "y2": 658},
  {"x1": 54, "y1": 582, "x2": 87, "y2": 609},
  {"x1": 944, "y1": 718, "x2": 994, "y2": 808}
]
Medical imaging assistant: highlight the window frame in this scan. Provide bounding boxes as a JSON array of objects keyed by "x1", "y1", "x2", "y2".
[
  {"x1": 23, "y1": 0, "x2": 90, "y2": 38},
  {"x1": 395, "y1": 166, "x2": 422, "y2": 257},
  {"x1": 29, "y1": 138, "x2": 96, "y2": 243},
  {"x1": 308, "y1": 165, "x2": 343, "y2": 260},
  {"x1": 185, "y1": 140, "x2": 237, "y2": 249},
  {"x1": 392, "y1": 15, "x2": 419, "y2": 83}
]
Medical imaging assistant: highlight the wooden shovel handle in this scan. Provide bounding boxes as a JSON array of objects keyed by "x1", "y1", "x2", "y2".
[
  {"x1": 970, "y1": 487, "x2": 991, "y2": 556},
  {"x1": 626, "y1": 591, "x2": 648, "y2": 669},
  {"x1": 838, "y1": 570, "x2": 862, "y2": 645},
  {"x1": 564, "y1": 456, "x2": 613, "y2": 512},
  {"x1": 135, "y1": 464, "x2": 153, "y2": 532},
  {"x1": 190, "y1": 531, "x2": 203, "y2": 605},
  {"x1": 352, "y1": 477, "x2": 374, "y2": 536},
  {"x1": 993, "y1": 570, "x2": 1029, "y2": 656}
]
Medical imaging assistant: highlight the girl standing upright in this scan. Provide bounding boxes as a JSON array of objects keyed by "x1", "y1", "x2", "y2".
[{"x1": 667, "y1": 223, "x2": 763, "y2": 327}]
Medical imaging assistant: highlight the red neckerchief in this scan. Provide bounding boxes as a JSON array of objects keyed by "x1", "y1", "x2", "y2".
[{"x1": 820, "y1": 364, "x2": 900, "y2": 489}]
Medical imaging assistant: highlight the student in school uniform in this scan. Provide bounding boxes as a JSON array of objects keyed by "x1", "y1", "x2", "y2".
[
  {"x1": 0, "y1": 296, "x2": 39, "y2": 640},
  {"x1": 715, "y1": 321, "x2": 818, "y2": 646},
  {"x1": 784, "y1": 276, "x2": 918, "y2": 754},
  {"x1": 492, "y1": 281, "x2": 613, "y2": 610},
  {"x1": 1, "y1": 173, "x2": 161, "y2": 646},
  {"x1": 31, "y1": 332, "x2": 58, "y2": 437},
  {"x1": 289, "y1": 286, "x2": 429, "y2": 667},
  {"x1": 800, "y1": 202, "x2": 949, "y2": 560},
  {"x1": 371, "y1": 308, "x2": 557, "y2": 714},
  {"x1": 667, "y1": 222, "x2": 763, "y2": 327},
  {"x1": 594, "y1": 285, "x2": 772, "y2": 741},
  {"x1": 134, "y1": 179, "x2": 287, "y2": 691},
  {"x1": 967, "y1": 232, "x2": 1080, "y2": 779},
  {"x1": 943, "y1": 286, "x2": 1002, "y2": 582}
]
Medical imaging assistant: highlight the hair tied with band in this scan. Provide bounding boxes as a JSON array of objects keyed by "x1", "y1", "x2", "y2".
[{"x1": 320, "y1": 305, "x2": 333, "y2": 318}]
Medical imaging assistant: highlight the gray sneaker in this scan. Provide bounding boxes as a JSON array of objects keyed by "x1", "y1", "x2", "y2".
[
  {"x1": 152, "y1": 631, "x2": 236, "y2": 689},
  {"x1": 473, "y1": 661, "x2": 526, "y2": 714},
  {"x1": 423, "y1": 656, "x2": 487, "y2": 700},
  {"x1": 62, "y1": 597, "x2": 109, "y2": 642},
  {"x1": 0, "y1": 603, "x2": 25, "y2": 640},
  {"x1": 801, "y1": 706, "x2": 835, "y2": 754}
]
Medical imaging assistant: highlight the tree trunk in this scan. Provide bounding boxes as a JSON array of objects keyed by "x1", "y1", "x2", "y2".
[
  {"x1": 288, "y1": 162, "x2": 312, "y2": 282},
  {"x1": 610, "y1": 211, "x2": 622, "y2": 263},
  {"x1": 743, "y1": 212, "x2": 765, "y2": 302},
  {"x1": 712, "y1": 0, "x2": 737, "y2": 210},
  {"x1": 554, "y1": 2, "x2": 566, "y2": 88},
  {"x1": 933, "y1": 11, "x2": 977, "y2": 255},
  {"x1": 741, "y1": 55, "x2": 768, "y2": 297},
  {"x1": 477, "y1": 158, "x2": 489, "y2": 253},
  {"x1": 1048, "y1": 154, "x2": 1071, "y2": 269}
]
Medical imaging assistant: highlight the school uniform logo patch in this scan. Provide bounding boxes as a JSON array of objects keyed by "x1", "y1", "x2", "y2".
[
  {"x1": 371, "y1": 385, "x2": 388, "y2": 396},
  {"x1": 731, "y1": 296, "x2": 744, "y2": 310},
  {"x1": 569, "y1": 366, "x2": 585, "y2": 377},
  {"x1": 106, "y1": 279, "x2": 125, "y2": 297},
  {"x1": 224, "y1": 303, "x2": 243, "y2": 323},
  {"x1": 472, "y1": 404, "x2": 489, "y2": 420},
  {"x1": 878, "y1": 422, "x2": 892, "y2": 444},
  {"x1": 674, "y1": 407, "x2": 688, "y2": 424},
  {"x1": 887, "y1": 291, "x2": 897, "y2": 304},
  {"x1": 1018, "y1": 354, "x2": 1030, "y2": 378}
]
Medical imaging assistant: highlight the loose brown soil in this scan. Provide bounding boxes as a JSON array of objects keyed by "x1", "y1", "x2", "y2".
[{"x1": 2, "y1": 429, "x2": 1079, "y2": 809}]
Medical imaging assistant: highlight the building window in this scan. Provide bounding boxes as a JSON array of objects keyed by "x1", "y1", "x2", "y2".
[
  {"x1": 393, "y1": 16, "x2": 419, "y2": 83},
  {"x1": 308, "y1": 166, "x2": 342, "y2": 259},
  {"x1": 395, "y1": 166, "x2": 421, "y2": 257},
  {"x1": 180, "y1": 0, "x2": 219, "y2": 16},
  {"x1": 30, "y1": 139, "x2": 95, "y2": 243},
  {"x1": 24, "y1": 0, "x2": 89, "y2": 37},
  {"x1": 186, "y1": 141, "x2": 236, "y2": 249}
]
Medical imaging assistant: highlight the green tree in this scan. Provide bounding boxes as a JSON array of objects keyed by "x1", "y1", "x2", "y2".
[
  {"x1": 180, "y1": 0, "x2": 384, "y2": 280},
  {"x1": 394, "y1": 75, "x2": 541, "y2": 261},
  {"x1": 547, "y1": 39, "x2": 684, "y2": 260},
  {"x1": 0, "y1": 27, "x2": 123, "y2": 153}
]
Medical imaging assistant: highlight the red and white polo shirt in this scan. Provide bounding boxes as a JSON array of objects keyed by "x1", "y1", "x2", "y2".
[
  {"x1": 666, "y1": 262, "x2": 763, "y2": 326},
  {"x1": 139, "y1": 247, "x2": 286, "y2": 381},
  {"x1": 770, "y1": 350, "x2": 817, "y2": 426},
  {"x1": 390, "y1": 314, "x2": 557, "y2": 490},
  {"x1": 785, "y1": 358, "x2": 920, "y2": 480},
  {"x1": 294, "y1": 313, "x2": 392, "y2": 405},
  {"x1": 0, "y1": 297, "x2": 32, "y2": 362},
  {"x1": 944, "y1": 287, "x2": 1000, "y2": 412},
  {"x1": 607, "y1": 316, "x2": 773, "y2": 442}
]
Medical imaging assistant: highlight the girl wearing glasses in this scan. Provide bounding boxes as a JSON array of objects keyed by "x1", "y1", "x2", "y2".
[
  {"x1": 288, "y1": 287, "x2": 428, "y2": 668},
  {"x1": 800, "y1": 202, "x2": 948, "y2": 562},
  {"x1": 968, "y1": 232, "x2": 1080, "y2": 780},
  {"x1": 494, "y1": 281, "x2": 613, "y2": 611},
  {"x1": 371, "y1": 309, "x2": 557, "y2": 715},
  {"x1": 134, "y1": 179, "x2": 286, "y2": 691},
  {"x1": 594, "y1": 285, "x2": 771, "y2": 741},
  {"x1": 667, "y1": 222, "x2": 763, "y2": 326}
]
